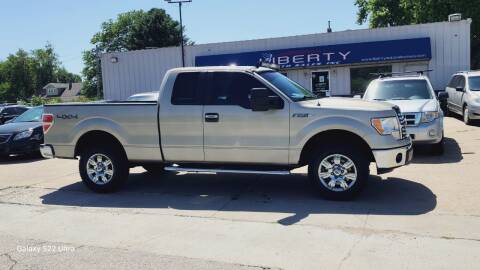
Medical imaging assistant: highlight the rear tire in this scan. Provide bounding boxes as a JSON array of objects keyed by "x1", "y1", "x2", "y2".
[
  {"x1": 308, "y1": 144, "x2": 369, "y2": 200},
  {"x1": 79, "y1": 145, "x2": 129, "y2": 193}
]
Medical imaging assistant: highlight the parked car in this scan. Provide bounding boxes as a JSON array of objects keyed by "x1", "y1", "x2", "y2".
[
  {"x1": 362, "y1": 73, "x2": 445, "y2": 154},
  {"x1": 0, "y1": 106, "x2": 44, "y2": 158},
  {"x1": 445, "y1": 70, "x2": 480, "y2": 125},
  {"x1": 41, "y1": 66, "x2": 412, "y2": 200},
  {"x1": 0, "y1": 104, "x2": 30, "y2": 125},
  {"x1": 126, "y1": 92, "x2": 159, "y2": 101}
]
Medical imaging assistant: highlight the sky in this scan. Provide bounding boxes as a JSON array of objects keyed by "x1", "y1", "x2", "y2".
[{"x1": 0, "y1": 0, "x2": 364, "y2": 75}]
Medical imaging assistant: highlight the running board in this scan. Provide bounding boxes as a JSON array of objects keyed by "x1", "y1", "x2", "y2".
[{"x1": 164, "y1": 166, "x2": 291, "y2": 175}]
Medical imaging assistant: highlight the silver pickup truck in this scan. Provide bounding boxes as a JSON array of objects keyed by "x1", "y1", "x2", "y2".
[{"x1": 41, "y1": 66, "x2": 412, "y2": 200}]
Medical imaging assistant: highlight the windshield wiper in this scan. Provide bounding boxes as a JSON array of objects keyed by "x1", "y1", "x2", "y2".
[
  {"x1": 373, "y1": 98, "x2": 386, "y2": 101},
  {"x1": 390, "y1": 97, "x2": 409, "y2": 100}
]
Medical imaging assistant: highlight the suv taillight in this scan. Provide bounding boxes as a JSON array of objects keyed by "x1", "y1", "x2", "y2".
[{"x1": 42, "y1": 114, "x2": 54, "y2": 134}]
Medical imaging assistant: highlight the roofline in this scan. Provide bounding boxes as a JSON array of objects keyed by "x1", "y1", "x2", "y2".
[{"x1": 102, "y1": 19, "x2": 471, "y2": 57}]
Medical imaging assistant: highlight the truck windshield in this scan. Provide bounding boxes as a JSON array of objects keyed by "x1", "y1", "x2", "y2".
[
  {"x1": 364, "y1": 80, "x2": 433, "y2": 101},
  {"x1": 469, "y1": 76, "x2": 480, "y2": 91},
  {"x1": 259, "y1": 71, "x2": 317, "y2": 101}
]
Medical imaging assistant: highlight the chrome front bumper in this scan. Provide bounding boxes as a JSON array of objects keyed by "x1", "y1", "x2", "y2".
[
  {"x1": 40, "y1": 144, "x2": 55, "y2": 159},
  {"x1": 372, "y1": 144, "x2": 413, "y2": 169},
  {"x1": 406, "y1": 117, "x2": 443, "y2": 144}
]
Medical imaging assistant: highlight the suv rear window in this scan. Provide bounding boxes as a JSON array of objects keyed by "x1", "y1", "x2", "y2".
[
  {"x1": 364, "y1": 79, "x2": 433, "y2": 100},
  {"x1": 171, "y1": 72, "x2": 202, "y2": 105}
]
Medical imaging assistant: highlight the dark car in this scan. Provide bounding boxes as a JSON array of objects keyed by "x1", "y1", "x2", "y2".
[
  {"x1": 0, "y1": 104, "x2": 30, "y2": 125},
  {"x1": 0, "y1": 106, "x2": 44, "y2": 158}
]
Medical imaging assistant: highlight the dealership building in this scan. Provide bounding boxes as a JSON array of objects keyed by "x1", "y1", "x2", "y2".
[{"x1": 101, "y1": 19, "x2": 471, "y2": 100}]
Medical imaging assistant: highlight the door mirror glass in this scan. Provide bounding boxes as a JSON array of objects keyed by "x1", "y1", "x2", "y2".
[
  {"x1": 437, "y1": 91, "x2": 449, "y2": 100},
  {"x1": 250, "y1": 88, "x2": 270, "y2": 111},
  {"x1": 250, "y1": 88, "x2": 284, "y2": 111}
]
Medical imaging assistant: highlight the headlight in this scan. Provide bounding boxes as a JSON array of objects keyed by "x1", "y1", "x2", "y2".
[
  {"x1": 421, "y1": 111, "x2": 439, "y2": 123},
  {"x1": 13, "y1": 129, "x2": 34, "y2": 141},
  {"x1": 371, "y1": 117, "x2": 401, "y2": 139}
]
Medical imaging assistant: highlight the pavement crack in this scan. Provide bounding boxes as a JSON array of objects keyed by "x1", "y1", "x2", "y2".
[
  {"x1": 337, "y1": 212, "x2": 370, "y2": 270},
  {"x1": 2, "y1": 253, "x2": 18, "y2": 270}
]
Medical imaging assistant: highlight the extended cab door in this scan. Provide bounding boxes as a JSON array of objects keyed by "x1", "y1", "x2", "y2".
[
  {"x1": 203, "y1": 71, "x2": 290, "y2": 164},
  {"x1": 159, "y1": 72, "x2": 205, "y2": 162}
]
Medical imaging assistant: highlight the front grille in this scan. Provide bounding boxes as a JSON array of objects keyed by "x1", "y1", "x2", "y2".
[
  {"x1": 402, "y1": 113, "x2": 421, "y2": 126},
  {"x1": 392, "y1": 106, "x2": 408, "y2": 139},
  {"x1": 0, "y1": 134, "x2": 11, "y2": 144}
]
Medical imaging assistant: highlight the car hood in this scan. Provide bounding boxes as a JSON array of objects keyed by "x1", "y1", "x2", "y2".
[
  {"x1": 0, "y1": 121, "x2": 42, "y2": 134},
  {"x1": 383, "y1": 99, "x2": 438, "y2": 113},
  {"x1": 300, "y1": 97, "x2": 395, "y2": 112}
]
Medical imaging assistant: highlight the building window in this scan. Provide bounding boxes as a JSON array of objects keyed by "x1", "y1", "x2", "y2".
[
  {"x1": 350, "y1": 65, "x2": 392, "y2": 96},
  {"x1": 311, "y1": 71, "x2": 330, "y2": 97}
]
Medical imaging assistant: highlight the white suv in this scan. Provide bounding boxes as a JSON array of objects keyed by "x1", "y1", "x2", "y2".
[
  {"x1": 362, "y1": 74, "x2": 444, "y2": 154},
  {"x1": 445, "y1": 71, "x2": 480, "y2": 125}
]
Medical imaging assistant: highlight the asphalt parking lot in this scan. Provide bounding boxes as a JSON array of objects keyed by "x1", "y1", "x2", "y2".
[{"x1": 0, "y1": 116, "x2": 479, "y2": 270}]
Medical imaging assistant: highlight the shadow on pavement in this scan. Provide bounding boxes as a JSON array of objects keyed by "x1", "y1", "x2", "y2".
[
  {"x1": 411, "y1": 137, "x2": 463, "y2": 164},
  {"x1": 0, "y1": 154, "x2": 43, "y2": 165},
  {"x1": 40, "y1": 171, "x2": 437, "y2": 226}
]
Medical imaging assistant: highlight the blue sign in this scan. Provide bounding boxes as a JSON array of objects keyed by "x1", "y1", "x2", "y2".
[{"x1": 195, "y1": 37, "x2": 431, "y2": 69}]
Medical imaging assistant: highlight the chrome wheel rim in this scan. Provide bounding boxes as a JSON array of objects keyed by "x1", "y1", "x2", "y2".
[
  {"x1": 318, "y1": 154, "x2": 357, "y2": 192},
  {"x1": 86, "y1": 154, "x2": 114, "y2": 185}
]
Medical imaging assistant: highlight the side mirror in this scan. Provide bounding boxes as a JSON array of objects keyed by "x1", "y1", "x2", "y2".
[
  {"x1": 456, "y1": 86, "x2": 464, "y2": 92},
  {"x1": 250, "y1": 88, "x2": 283, "y2": 111},
  {"x1": 437, "y1": 91, "x2": 449, "y2": 101}
]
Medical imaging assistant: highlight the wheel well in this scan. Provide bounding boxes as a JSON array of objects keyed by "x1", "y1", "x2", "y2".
[
  {"x1": 299, "y1": 130, "x2": 374, "y2": 166},
  {"x1": 74, "y1": 130, "x2": 126, "y2": 158}
]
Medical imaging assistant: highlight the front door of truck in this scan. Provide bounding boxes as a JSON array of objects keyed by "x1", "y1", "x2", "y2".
[{"x1": 203, "y1": 72, "x2": 290, "y2": 164}]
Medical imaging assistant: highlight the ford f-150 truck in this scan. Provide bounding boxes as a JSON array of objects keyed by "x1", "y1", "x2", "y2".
[{"x1": 41, "y1": 66, "x2": 412, "y2": 200}]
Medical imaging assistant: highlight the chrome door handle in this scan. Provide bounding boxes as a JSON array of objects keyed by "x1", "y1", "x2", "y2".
[{"x1": 205, "y1": 113, "x2": 219, "y2": 122}]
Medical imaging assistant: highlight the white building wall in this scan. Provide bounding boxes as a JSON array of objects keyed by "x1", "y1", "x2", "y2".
[{"x1": 102, "y1": 20, "x2": 471, "y2": 100}]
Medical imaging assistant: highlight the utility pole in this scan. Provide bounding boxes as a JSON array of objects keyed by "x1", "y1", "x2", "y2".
[{"x1": 165, "y1": 0, "x2": 192, "y2": 67}]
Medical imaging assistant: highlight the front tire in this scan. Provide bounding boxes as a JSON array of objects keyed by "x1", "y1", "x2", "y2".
[
  {"x1": 464, "y1": 106, "x2": 472, "y2": 125},
  {"x1": 308, "y1": 144, "x2": 369, "y2": 200},
  {"x1": 79, "y1": 146, "x2": 129, "y2": 193},
  {"x1": 430, "y1": 136, "x2": 445, "y2": 156}
]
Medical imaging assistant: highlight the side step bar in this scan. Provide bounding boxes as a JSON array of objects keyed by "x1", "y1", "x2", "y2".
[{"x1": 164, "y1": 166, "x2": 291, "y2": 175}]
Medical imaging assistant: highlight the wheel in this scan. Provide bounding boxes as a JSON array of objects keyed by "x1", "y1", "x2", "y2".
[
  {"x1": 430, "y1": 136, "x2": 444, "y2": 156},
  {"x1": 142, "y1": 164, "x2": 165, "y2": 174},
  {"x1": 463, "y1": 106, "x2": 472, "y2": 125},
  {"x1": 443, "y1": 105, "x2": 450, "y2": 117},
  {"x1": 308, "y1": 144, "x2": 369, "y2": 200},
  {"x1": 79, "y1": 146, "x2": 129, "y2": 193}
]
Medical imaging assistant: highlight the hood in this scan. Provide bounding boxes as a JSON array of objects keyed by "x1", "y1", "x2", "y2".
[
  {"x1": 0, "y1": 121, "x2": 42, "y2": 134},
  {"x1": 300, "y1": 97, "x2": 395, "y2": 112},
  {"x1": 384, "y1": 99, "x2": 438, "y2": 113}
]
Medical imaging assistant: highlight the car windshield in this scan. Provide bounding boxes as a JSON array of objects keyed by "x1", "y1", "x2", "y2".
[
  {"x1": 259, "y1": 71, "x2": 317, "y2": 101},
  {"x1": 469, "y1": 76, "x2": 480, "y2": 91},
  {"x1": 364, "y1": 79, "x2": 433, "y2": 100},
  {"x1": 13, "y1": 107, "x2": 43, "y2": 123}
]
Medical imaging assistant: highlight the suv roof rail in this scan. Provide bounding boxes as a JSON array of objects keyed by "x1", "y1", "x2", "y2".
[
  {"x1": 255, "y1": 60, "x2": 280, "y2": 71},
  {"x1": 456, "y1": 69, "x2": 480, "y2": 74},
  {"x1": 371, "y1": 69, "x2": 433, "y2": 78}
]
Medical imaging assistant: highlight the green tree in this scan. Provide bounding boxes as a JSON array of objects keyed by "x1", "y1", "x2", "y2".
[
  {"x1": 82, "y1": 8, "x2": 191, "y2": 98},
  {"x1": 355, "y1": 0, "x2": 480, "y2": 68},
  {"x1": 0, "y1": 49, "x2": 36, "y2": 101}
]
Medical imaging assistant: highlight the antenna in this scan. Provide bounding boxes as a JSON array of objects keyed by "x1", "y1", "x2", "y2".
[{"x1": 327, "y1": 21, "x2": 332, "y2": 33}]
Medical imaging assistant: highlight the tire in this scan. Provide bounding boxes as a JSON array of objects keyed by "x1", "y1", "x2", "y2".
[
  {"x1": 430, "y1": 136, "x2": 445, "y2": 156},
  {"x1": 142, "y1": 164, "x2": 165, "y2": 174},
  {"x1": 308, "y1": 144, "x2": 369, "y2": 200},
  {"x1": 79, "y1": 145, "x2": 129, "y2": 193},
  {"x1": 463, "y1": 106, "x2": 472, "y2": 125}
]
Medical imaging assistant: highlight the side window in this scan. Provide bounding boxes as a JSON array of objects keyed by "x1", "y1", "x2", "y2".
[
  {"x1": 457, "y1": 76, "x2": 466, "y2": 89},
  {"x1": 2, "y1": 107, "x2": 15, "y2": 115},
  {"x1": 448, "y1": 76, "x2": 458, "y2": 88},
  {"x1": 15, "y1": 107, "x2": 27, "y2": 114},
  {"x1": 171, "y1": 72, "x2": 202, "y2": 105},
  {"x1": 206, "y1": 72, "x2": 269, "y2": 109}
]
